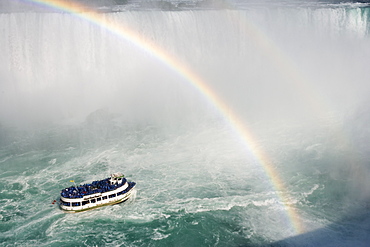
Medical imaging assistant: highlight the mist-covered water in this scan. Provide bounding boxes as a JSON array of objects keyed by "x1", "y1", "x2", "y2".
[{"x1": 1, "y1": 1, "x2": 370, "y2": 246}]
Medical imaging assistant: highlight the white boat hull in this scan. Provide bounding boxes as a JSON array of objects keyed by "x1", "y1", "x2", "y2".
[{"x1": 60, "y1": 182, "x2": 135, "y2": 213}]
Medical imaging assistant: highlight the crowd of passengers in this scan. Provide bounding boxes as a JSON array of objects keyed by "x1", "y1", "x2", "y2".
[{"x1": 61, "y1": 177, "x2": 127, "y2": 198}]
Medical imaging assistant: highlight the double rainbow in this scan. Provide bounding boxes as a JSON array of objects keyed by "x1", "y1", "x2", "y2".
[{"x1": 20, "y1": 0, "x2": 306, "y2": 234}]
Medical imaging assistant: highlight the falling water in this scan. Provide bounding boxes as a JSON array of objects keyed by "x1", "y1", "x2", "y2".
[{"x1": 1, "y1": 1, "x2": 370, "y2": 246}]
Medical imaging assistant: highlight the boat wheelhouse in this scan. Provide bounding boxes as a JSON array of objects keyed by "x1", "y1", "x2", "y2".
[{"x1": 59, "y1": 172, "x2": 136, "y2": 213}]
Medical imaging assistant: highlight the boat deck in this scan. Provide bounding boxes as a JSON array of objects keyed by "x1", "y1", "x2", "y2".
[{"x1": 61, "y1": 177, "x2": 127, "y2": 199}]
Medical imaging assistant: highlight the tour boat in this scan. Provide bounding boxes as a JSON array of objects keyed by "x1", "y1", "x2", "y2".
[{"x1": 59, "y1": 172, "x2": 136, "y2": 213}]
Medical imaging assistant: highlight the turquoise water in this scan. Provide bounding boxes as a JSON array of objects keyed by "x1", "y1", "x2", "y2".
[
  {"x1": 0, "y1": 123, "x2": 285, "y2": 246},
  {"x1": 1, "y1": 2, "x2": 370, "y2": 246},
  {"x1": 1, "y1": 120, "x2": 370, "y2": 246}
]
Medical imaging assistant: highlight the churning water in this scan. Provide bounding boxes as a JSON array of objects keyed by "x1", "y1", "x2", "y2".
[{"x1": 1, "y1": 1, "x2": 370, "y2": 246}]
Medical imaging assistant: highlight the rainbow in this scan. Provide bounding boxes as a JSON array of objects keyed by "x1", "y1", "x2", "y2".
[{"x1": 20, "y1": 0, "x2": 306, "y2": 234}]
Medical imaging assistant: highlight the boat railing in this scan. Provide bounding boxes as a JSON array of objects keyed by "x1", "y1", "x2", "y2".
[{"x1": 61, "y1": 177, "x2": 127, "y2": 199}]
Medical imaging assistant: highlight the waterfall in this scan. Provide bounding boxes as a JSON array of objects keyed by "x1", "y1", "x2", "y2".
[
  {"x1": 1, "y1": 2, "x2": 370, "y2": 246},
  {"x1": 1, "y1": 7, "x2": 369, "y2": 128}
]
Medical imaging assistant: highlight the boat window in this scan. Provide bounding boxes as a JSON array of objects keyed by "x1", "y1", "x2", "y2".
[
  {"x1": 97, "y1": 197, "x2": 101, "y2": 201},
  {"x1": 72, "y1": 202, "x2": 80, "y2": 207},
  {"x1": 82, "y1": 200, "x2": 89, "y2": 205},
  {"x1": 90, "y1": 199, "x2": 96, "y2": 203},
  {"x1": 60, "y1": 200, "x2": 70, "y2": 206},
  {"x1": 102, "y1": 196, "x2": 107, "y2": 200},
  {"x1": 109, "y1": 194, "x2": 116, "y2": 198}
]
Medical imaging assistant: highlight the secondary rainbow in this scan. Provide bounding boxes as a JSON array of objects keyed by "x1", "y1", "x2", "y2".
[{"x1": 22, "y1": 0, "x2": 305, "y2": 234}]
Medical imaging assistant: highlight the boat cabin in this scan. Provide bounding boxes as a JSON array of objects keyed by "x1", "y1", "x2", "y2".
[{"x1": 109, "y1": 172, "x2": 125, "y2": 185}]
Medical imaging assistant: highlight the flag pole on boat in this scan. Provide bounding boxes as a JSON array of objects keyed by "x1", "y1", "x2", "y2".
[{"x1": 70, "y1": 180, "x2": 78, "y2": 193}]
